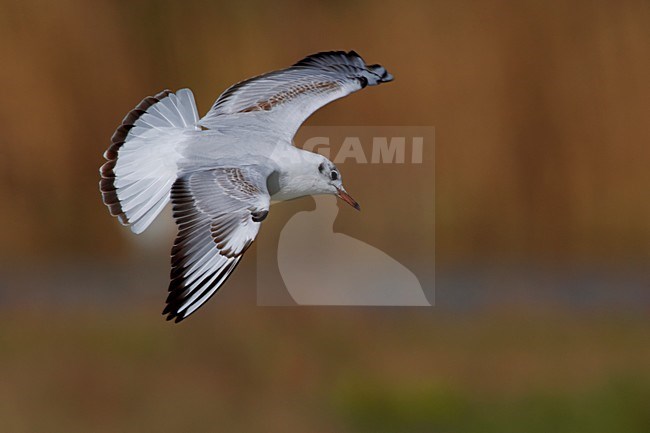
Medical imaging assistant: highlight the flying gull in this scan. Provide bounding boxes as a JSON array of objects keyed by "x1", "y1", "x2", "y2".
[{"x1": 99, "y1": 51, "x2": 393, "y2": 322}]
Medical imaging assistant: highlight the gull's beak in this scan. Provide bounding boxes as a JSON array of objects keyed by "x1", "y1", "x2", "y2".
[{"x1": 336, "y1": 187, "x2": 360, "y2": 211}]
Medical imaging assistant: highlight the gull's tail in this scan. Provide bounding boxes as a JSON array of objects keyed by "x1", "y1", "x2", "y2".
[{"x1": 99, "y1": 89, "x2": 199, "y2": 234}]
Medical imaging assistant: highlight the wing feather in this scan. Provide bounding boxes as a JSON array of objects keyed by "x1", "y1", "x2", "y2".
[
  {"x1": 163, "y1": 166, "x2": 273, "y2": 322},
  {"x1": 199, "y1": 51, "x2": 393, "y2": 141}
]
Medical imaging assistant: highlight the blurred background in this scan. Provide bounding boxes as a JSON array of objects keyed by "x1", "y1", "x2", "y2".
[{"x1": 1, "y1": 0, "x2": 649, "y2": 431}]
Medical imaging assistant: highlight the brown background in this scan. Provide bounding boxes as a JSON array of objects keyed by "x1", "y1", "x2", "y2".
[{"x1": 0, "y1": 1, "x2": 649, "y2": 432}]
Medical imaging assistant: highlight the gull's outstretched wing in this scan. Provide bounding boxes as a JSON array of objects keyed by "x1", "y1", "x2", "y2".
[
  {"x1": 199, "y1": 51, "x2": 393, "y2": 141},
  {"x1": 163, "y1": 166, "x2": 272, "y2": 322}
]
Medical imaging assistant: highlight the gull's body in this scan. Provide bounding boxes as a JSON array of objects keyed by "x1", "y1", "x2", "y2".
[
  {"x1": 176, "y1": 129, "x2": 323, "y2": 201},
  {"x1": 100, "y1": 51, "x2": 393, "y2": 322}
]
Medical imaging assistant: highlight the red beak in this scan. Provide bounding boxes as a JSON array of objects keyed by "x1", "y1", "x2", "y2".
[{"x1": 336, "y1": 188, "x2": 361, "y2": 211}]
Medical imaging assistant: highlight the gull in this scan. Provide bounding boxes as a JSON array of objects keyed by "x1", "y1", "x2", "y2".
[{"x1": 99, "y1": 51, "x2": 393, "y2": 322}]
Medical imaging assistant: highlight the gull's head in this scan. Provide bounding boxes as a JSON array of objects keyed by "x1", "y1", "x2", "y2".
[{"x1": 311, "y1": 155, "x2": 360, "y2": 211}]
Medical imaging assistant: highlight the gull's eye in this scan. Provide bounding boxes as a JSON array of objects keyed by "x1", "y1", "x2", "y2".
[{"x1": 330, "y1": 170, "x2": 339, "y2": 181}]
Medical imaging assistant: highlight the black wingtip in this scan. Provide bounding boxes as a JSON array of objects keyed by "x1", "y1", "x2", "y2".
[
  {"x1": 367, "y1": 64, "x2": 394, "y2": 84},
  {"x1": 347, "y1": 50, "x2": 361, "y2": 59},
  {"x1": 293, "y1": 50, "x2": 366, "y2": 68},
  {"x1": 162, "y1": 309, "x2": 186, "y2": 324},
  {"x1": 293, "y1": 51, "x2": 394, "y2": 87}
]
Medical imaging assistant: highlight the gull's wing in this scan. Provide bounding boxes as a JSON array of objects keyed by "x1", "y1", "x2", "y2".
[
  {"x1": 199, "y1": 51, "x2": 393, "y2": 141},
  {"x1": 163, "y1": 166, "x2": 272, "y2": 322}
]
